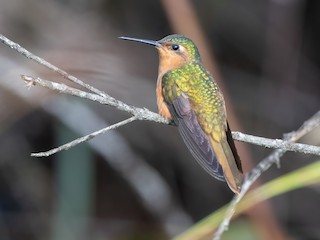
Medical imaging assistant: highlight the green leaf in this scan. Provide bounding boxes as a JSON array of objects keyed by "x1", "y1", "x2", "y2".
[{"x1": 175, "y1": 160, "x2": 320, "y2": 240}]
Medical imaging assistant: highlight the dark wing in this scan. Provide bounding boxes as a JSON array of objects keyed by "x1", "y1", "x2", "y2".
[{"x1": 169, "y1": 94, "x2": 225, "y2": 181}]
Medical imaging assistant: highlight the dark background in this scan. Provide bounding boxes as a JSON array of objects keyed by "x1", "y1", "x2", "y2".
[{"x1": 0, "y1": 0, "x2": 319, "y2": 239}]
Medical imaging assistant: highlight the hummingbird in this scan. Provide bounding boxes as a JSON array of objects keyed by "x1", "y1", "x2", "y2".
[{"x1": 120, "y1": 34, "x2": 243, "y2": 194}]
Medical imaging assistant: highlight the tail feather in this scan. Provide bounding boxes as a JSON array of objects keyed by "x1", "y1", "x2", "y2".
[{"x1": 211, "y1": 138, "x2": 243, "y2": 194}]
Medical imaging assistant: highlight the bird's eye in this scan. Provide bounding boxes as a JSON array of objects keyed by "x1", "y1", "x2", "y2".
[{"x1": 171, "y1": 44, "x2": 180, "y2": 51}]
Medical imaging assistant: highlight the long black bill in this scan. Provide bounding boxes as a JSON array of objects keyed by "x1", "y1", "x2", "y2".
[{"x1": 119, "y1": 36, "x2": 162, "y2": 47}]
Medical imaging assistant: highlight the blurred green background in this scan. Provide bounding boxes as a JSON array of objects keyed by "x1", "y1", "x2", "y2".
[{"x1": 0, "y1": 0, "x2": 319, "y2": 239}]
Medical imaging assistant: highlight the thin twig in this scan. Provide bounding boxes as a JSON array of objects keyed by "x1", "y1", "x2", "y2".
[
  {"x1": 21, "y1": 75, "x2": 168, "y2": 124},
  {"x1": 31, "y1": 116, "x2": 137, "y2": 157},
  {"x1": 213, "y1": 110, "x2": 320, "y2": 240},
  {"x1": 232, "y1": 131, "x2": 320, "y2": 156}
]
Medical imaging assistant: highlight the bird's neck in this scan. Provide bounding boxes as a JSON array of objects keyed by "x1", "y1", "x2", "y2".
[{"x1": 158, "y1": 58, "x2": 198, "y2": 81}]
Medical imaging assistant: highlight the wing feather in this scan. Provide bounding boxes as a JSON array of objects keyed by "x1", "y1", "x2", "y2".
[{"x1": 169, "y1": 95, "x2": 225, "y2": 181}]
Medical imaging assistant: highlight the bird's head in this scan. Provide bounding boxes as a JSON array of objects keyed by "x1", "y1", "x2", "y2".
[{"x1": 120, "y1": 34, "x2": 201, "y2": 75}]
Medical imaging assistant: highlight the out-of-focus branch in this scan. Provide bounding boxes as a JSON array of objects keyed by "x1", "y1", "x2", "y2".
[
  {"x1": 213, "y1": 111, "x2": 320, "y2": 240},
  {"x1": 0, "y1": 34, "x2": 107, "y2": 97}
]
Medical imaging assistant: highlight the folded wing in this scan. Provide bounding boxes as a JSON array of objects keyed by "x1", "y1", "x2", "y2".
[{"x1": 169, "y1": 94, "x2": 225, "y2": 181}]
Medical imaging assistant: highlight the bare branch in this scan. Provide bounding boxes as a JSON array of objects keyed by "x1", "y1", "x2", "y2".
[
  {"x1": 21, "y1": 75, "x2": 169, "y2": 125},
  {"x1": 22, "y1": 75, "x2": 320, "y2": 158},
  {"x1": 213, "y1": 110, "x2": 320, "y2": 240},
  {"x1": 31, "y1": 116, "x2": 137, "y2": 157},
  {"x1": 232, "y1": 131, "x2": 320, "y2": 156}
]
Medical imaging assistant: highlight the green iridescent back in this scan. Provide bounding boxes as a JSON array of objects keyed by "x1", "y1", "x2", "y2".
[{"x1": 162, "y1": 61, "x2": 226, "y2": 136}]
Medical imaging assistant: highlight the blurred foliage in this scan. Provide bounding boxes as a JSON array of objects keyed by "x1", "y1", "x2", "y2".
[{"x1": 176, "y1": 160, "x2": 320, "y2": 240}]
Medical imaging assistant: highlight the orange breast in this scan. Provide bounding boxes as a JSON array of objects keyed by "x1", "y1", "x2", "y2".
[
  {"x1": 155, "y1": 46, "x2": 187, "y2": 120},
  {"x1": 156, "y1": 76, "x2": 172, "y2": 120}
]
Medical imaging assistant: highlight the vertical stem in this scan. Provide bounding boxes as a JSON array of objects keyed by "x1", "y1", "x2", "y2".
[{"x1": 51, "y1": 123, "x2": 94, "y2": 240}]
